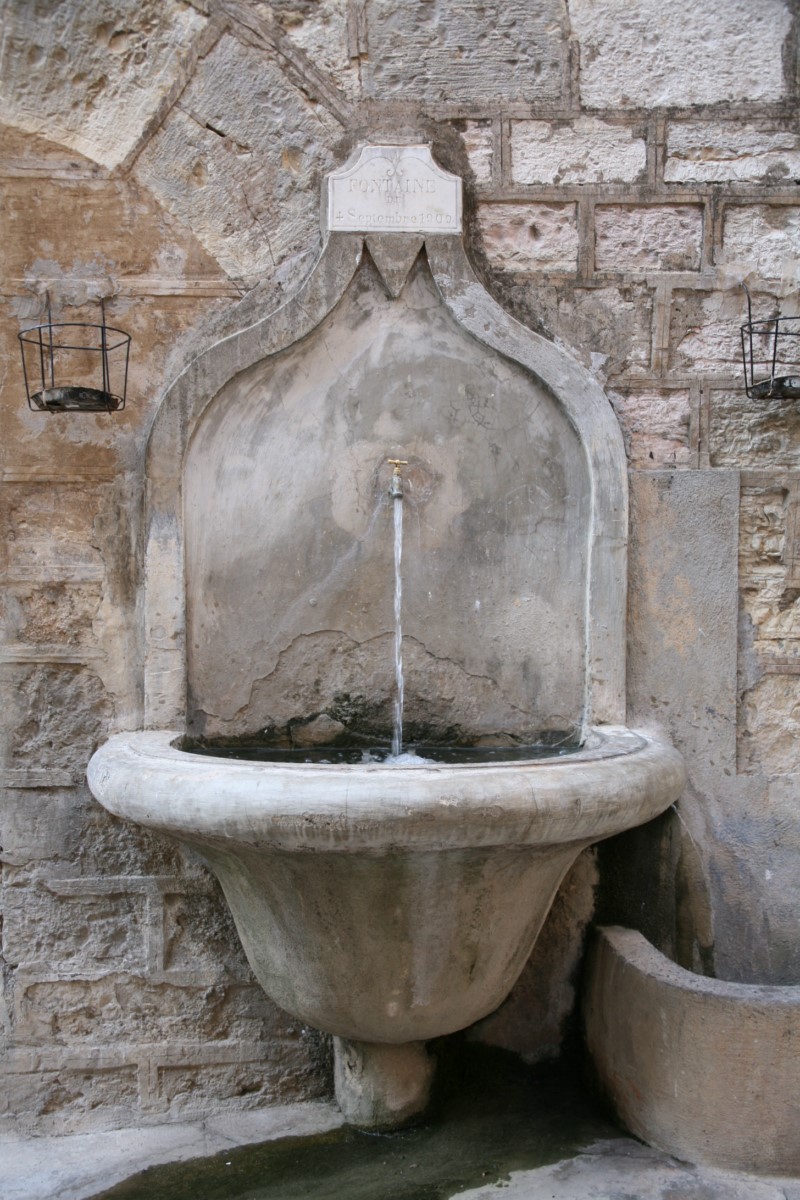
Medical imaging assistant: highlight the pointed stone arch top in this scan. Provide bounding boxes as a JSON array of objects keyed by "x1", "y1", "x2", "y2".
[{"x1": 144, "y1": 154, "x2": 627, "y2": 733}]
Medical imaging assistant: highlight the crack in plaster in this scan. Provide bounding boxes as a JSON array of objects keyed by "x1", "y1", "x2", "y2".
[{"x1": 200, "y1": 627, "x2": 537, "y2": 733}]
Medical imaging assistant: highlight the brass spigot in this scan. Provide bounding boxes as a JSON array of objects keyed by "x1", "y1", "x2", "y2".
[{"x1": 387, "y1": 459, "x2": 408, "y2": 499}]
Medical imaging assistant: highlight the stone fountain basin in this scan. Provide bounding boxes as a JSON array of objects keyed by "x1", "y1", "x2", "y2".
[{"x1": 87, "y1": 726, "x2": 685, "y2": 1046}]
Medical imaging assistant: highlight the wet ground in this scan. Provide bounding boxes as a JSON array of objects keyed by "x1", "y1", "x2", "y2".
[{"x1": 86, "y1": 1047, "x2": 616, "y2": 1200}]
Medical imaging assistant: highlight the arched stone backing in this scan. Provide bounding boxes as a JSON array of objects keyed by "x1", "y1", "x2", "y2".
[{"x1": 143, "y1": 229, "x2": 627, "y2": 733}]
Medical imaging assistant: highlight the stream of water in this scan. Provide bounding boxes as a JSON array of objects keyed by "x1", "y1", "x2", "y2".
[{"x1": 391, "y1": 492, "x2": 404, "y2": 756}]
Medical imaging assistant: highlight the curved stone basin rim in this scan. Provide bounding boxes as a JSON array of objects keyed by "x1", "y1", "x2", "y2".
[{"x1": 87, "y1": 725, "x2": 687, "y2": 852}]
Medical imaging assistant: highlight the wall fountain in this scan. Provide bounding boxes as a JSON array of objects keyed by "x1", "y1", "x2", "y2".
[{"x1": 88, "y1": 145, "x2": 686, "y2": 1131}]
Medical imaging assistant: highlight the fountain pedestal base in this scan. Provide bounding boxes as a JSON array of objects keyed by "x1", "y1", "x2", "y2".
[{"x1": 333, "y1": 1037, "x2": 435, "y2": 1130}]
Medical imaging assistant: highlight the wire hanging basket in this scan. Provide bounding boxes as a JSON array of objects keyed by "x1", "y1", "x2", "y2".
[
  {"x1": 18, "y1": 298, "x2": 131, "y2": 412},
  {"x1": 740, "y1": 283, "x2": 800, "y2": 401}
]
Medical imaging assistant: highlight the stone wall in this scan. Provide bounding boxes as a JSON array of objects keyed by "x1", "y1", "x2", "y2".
[{"x1": 2, "y1": 0, "x2": 799, "y2": 1131}]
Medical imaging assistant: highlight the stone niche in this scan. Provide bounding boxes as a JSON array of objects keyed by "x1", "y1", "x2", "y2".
[
  {"x1": 184, "y1": 257, "x2": 590, "y2": 744},
  {"x1": 144, "y1": 146, "x2": 626, "y2": 741}
]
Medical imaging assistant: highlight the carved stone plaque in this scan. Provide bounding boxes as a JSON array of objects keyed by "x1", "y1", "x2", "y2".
[{"x1": 326, "y1": 144, "x2": 462, "y2": 234}]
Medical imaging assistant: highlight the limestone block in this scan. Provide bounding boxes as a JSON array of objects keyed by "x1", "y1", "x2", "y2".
[
  {"x1": 2, "y1": 584, "x2": 102, "y2": 647},
  {"x1": 611, "y1": 389, "x2": 691, "y2": 468},
  {"x1": 740, "y1": 577, "x2": 800, "y2": 770},
  {"x1": 0, "y1": 785, "x2": 188, "y2": 877},
  {"x1": 1, "y1": 789, "x2": 90, "y2": 868},
  {"x1": 135, "y1": 34, "x2": 341, "y2": 283},
  {"x1": 156, "y1": 1047, "x2": 324, "y2": 1112},
  {"x1": 752, "y1": 606, "x2": 800, "y2": 695},
  {"x1": 595, "y1": 206, "x2": 703, "y2": 272},
  {"x1": 722, "y1": 206, "x2": 800, "y2": 286},
  {"x1": 571, "y1": 0, "x2": 790, "y2": 109},
  {"x1": 556, "y1": 285, "x2": 653, "y2": 376},
  {"x1": 0, "y1": 0, "x2": 207, "y2": 168},
  {"x1": 479, "y1": 203, "x2": 578, "y2": 272},
  {"x1": 669, "y1": 288, "x2": 747, "y2": 374},
  {"x1": 739, "y1": 489, "x2": 787, "y2": 579},
  {"x1": 2, "y1": 880, "x2": 146, "y2": 972},
  {"x1": 458, "y1": 120, "x2": 493, "y2": 184},
  {"x1": 709, "y1": 389, "x2": 800, "y2": 469},
  {"x1": 739, "y1": 675, "x2": 800, "y2": 776},
  {"x1": 666, "y1": 121, "x2": 800, "y2": 185},
  {"x1": 510, "y1": 119, "x2": 646, "y2": 185},
  {"x1": 742, "y1": 579, "x2": 800, "y2": 642},
  {"x1": 13, "y1": 975, "x2": 299, "y2": 1047},
  {"x1": 72, "y1": 792, "x2": 190, "y2": 878},
  {"x1": 4, "y1": 664, "x2": 112, "y2": 772},
  {"x1": 361, "y1": 0, "x2": 567, "y2": 105},
  {"x1": 274, "y1": 0, "x2": 359, "y2": 102},
  {"x1": 584, "y1": 926, "x2": 800, "y2": 1175}
]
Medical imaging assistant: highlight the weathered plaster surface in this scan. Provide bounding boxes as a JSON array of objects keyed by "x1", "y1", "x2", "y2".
[
  {"x1": 625, "y1": 471, "x2": 800, "y2": 985},
  {"x1": 185, "y1": 260, "x2": 589, "y2": 740}
]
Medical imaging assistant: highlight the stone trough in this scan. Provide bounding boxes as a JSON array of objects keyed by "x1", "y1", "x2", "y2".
[{"x1": 584, "y1": 926, "x2": 800, "y2": 1176}]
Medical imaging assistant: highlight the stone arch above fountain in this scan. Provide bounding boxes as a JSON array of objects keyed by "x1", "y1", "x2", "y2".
[{"x1": 143, "y1": 144, "x2": 628, "y2": 738}]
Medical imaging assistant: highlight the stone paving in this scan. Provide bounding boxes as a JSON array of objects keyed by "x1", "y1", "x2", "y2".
[{"x1": 4, "y1": 1103, "x2": 800, "y2": 1200}]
